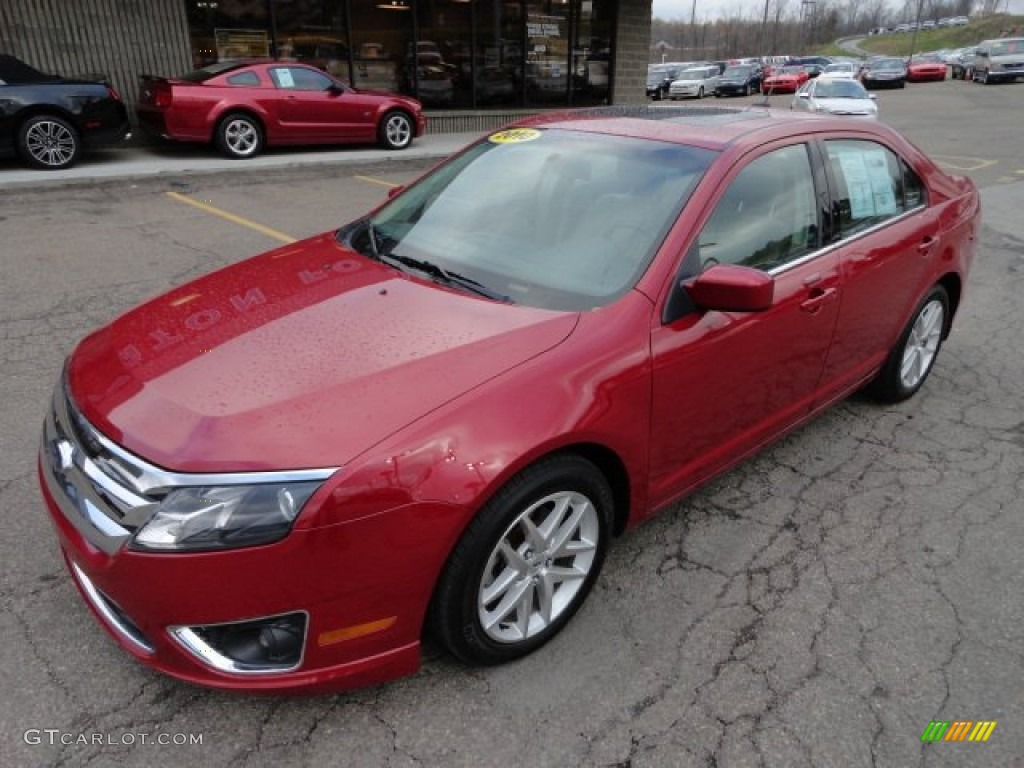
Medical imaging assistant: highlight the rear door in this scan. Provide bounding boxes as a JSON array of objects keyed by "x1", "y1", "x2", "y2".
[{"x1": 816, "y1": 137, "x2": 935, "y2": 400}]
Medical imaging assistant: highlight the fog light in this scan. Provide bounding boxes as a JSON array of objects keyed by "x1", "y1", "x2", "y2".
[{"x1": 170, "y1": 611, "x2": 307, "y2": 674}]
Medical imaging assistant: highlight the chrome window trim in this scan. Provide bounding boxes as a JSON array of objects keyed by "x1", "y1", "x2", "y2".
[
  {"x1": 768, "y1": 203, "x2": 927, "y2": 278},
  {"x1": 69, "y1": 561, "x2": 154, "y2": 654},
  {"x1": 168, "y1": 609, "x2": 309, "y2": 676}
]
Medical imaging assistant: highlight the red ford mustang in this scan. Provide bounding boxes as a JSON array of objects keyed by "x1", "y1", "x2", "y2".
[
  {"x1": 39, "y1": 107, "x2": 979, "y2": 693},
  {"x1": 135, "y1": 60, "x2": 425, "y2": 158},
  {"x1": 907, "y1": 57, "x2": 948, "y2": 82},
  {"x1": 762, "y1": 65, "x2": 810, "y2": 93}
]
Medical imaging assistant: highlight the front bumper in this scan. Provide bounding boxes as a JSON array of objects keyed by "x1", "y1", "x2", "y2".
[{"x1": 36, "y1": 382, "x2": 455, "y2": 693}]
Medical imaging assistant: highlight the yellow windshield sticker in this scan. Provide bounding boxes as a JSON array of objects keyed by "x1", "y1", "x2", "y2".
[{"x1": 488, "y1": 128, "x2": 542, "y2": 144}]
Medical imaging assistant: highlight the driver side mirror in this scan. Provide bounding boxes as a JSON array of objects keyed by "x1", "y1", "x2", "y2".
[
  {"x1": 687, "y1": 264, "x2": 774, "y2": 312},
  {"x1": 327, "y1": 83, "x2": 345, "y2": 95}
]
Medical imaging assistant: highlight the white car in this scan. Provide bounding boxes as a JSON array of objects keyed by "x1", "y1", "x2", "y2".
[
  {"x1": 791, "y1": 76, "x2": 878, "y2": 118},
  {"x1": 668, "y1": 65, "x2": 719, "y2": 99},
  {"x1": 822, "y1": 62, "x2": 858, "y2": 77}
]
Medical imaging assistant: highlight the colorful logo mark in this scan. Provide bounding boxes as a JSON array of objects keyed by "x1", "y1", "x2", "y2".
[{"x1": 921, "y1": 720, "x2": 997, "y2": 743}]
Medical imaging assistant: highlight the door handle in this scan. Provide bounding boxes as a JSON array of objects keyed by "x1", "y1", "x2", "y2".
[
  {"x1": 917, "y1": 235, "x2": 937, "y2": 254},
  {"x1": 800, "y1": 286, "x2": 837, "y2": 313}
]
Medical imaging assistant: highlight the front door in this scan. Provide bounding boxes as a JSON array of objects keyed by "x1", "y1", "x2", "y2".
[{"x1": 648, "y1": 141, "x2": 840, "y2": 510}]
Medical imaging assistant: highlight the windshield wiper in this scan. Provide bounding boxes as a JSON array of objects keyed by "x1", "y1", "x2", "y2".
[{"x1": 381, "y1": 252, "x2": 509, "y2": 302}]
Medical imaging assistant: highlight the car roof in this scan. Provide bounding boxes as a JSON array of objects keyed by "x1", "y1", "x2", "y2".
[{"x1": 513, "y1": 106, "x2": 890, "y2": 152}]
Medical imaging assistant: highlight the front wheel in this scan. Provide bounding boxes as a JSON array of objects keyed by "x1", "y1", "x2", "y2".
[
  {"x1": 379, "y1": 111, "x2": 413, "y2": 150},
  {"x1": 18, "y1": 115, "x2": 81, "y2": 170},
  {"x1": 697, "y1": 86, "x2": 704, "y2": 99},
  {"x1": 215, "y1": 113, "x2": 263, "y2": 159},
  {"x1": 866, "y1": 285, "x2": 949, "y2": 403},
  {"x1": 430, "y1": 454, "x2": 613, "y2": 665}
]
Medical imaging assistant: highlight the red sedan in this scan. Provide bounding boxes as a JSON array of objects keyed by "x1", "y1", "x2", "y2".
[
  {"x1": 39, "y1": 108, "x2": 978, "y2": 693},
  {"x1": 135, "y1": 60, "x2": 425, "y2": 158},
  {"x1": 907, "y1": 57, "x2": 948, "y2": 82},
  {"x1": 762, "y1": 65, "x2": 810, "y2": 93}
]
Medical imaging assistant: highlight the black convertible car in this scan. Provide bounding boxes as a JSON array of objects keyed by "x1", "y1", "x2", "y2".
[{"x1": 0, "y1": 55, "x2": 130, "y2": 170}]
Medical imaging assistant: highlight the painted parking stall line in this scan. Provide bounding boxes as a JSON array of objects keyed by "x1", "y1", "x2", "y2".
[{"x1": 165, "y1": 191, "x2": 297, "y2": 244}]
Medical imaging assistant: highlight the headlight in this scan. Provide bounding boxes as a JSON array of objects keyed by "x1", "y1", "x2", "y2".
[{"x1": 130, "y1": 482, "x2": 322, "y2": 552}]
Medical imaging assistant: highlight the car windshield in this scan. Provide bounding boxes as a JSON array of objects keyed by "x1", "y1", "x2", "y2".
[
  {"x1": 873, "y1": 58, "x2": 904, "y2": 69},
  {"x1": 339, "y1": 128, "x2": 716, "y2": 311},
  {"x1": 677, "y1": 68, "x2": 709, "y2": 80},
  {"x1": 990, "y1": 40, "x2": 1024, "y2": 55},
  {"x1": 824, "y1": 63, "x2": 854, "y2": 72},
  {"x1": 814, "y1": 80, "x2": 868, "y2": 98},
  {"x1": 722, "y1": 66, "x2": 751, "y2": 77},
  {"x1": 777, "y1": 67, "x2": 802, "y2": 75}
]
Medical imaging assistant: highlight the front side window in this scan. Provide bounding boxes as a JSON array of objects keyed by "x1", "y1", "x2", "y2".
[
  {"x1": 696, "y1": 143, "x2": 819, "y2": 273},
  {"x1": 270, "y1": 66, "x2": 333, "y2": 91},
  {"x1": 825, "y1": 140, "x2": 926, "y2": 237},
  {"x1": 341, "y1": 129, "x2": 717, "y2": 311}
]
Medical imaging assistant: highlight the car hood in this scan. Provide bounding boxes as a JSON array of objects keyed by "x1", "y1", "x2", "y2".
[{"x1": 67, "y1": 234, "x2": 578, "y2": 473}]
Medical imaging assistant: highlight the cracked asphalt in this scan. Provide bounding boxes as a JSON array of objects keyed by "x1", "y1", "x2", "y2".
[{"x1": 1, "y1": 87, "x2": 1023, "y2": 767}]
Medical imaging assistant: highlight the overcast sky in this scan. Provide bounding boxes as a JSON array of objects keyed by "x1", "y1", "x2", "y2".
[{"x1": 652, "y1": 0, "x2": 1024, "y2": 21}]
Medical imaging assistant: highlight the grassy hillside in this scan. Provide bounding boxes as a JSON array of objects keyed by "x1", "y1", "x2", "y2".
[{"x1": 821, "y1": 14, "x2": 1024, "y2": 57}]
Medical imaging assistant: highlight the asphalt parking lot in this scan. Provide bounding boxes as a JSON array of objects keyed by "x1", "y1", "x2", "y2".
[{"x1": 1, "y1": 80, "x2": 1023, "y2": 767}]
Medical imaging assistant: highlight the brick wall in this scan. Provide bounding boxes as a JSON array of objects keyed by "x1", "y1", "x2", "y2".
[{"x1": 611, "y1": 0, "x2": 653, "y2": 104}]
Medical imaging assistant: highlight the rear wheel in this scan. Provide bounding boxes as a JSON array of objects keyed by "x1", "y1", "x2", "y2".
[
  {"x1": 379, "y1": 110, "x2": 413, "y2": 150},
  {"x1": 18, "y1": 115, "x2": 80, "y2": 170},
  {"x1": 215, "y1": 113, "x2": 263, "y2": 159},
  {"x1": 866, "y1": 285, "x2": 949, "y2": 403},
  {"x1": 430, "y1": 454, "x2": 613, "y2": 665}
]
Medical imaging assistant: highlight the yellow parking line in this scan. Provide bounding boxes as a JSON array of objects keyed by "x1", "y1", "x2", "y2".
[
  {"x1": 165, "y1": 191, "x2": 297, "y2": 244},
  {"x1": 931, "y1": 155, "x2": 998, "y2": 172},
  {"x1": 353, "y1": 175, "x2": 401, "y2": 188}
]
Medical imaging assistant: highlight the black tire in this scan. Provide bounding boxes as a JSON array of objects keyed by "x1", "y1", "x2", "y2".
[
  {"x1": 898, "y1": 80, "x2": 906, "y2": 89},
  {"x1": 18, "y1": 115, "x2": 81, "y2": 170},
  {"x1": 430, "y1": 454, "x2": 613, "y2": 665},
  {"x1": 866, "y1": 285, "x2": 949, "y2": 403},
  {"x1": 743, "y1": 83, "x2": 751, "y2": 96},
  {"x1": 215, "y1": 112, "x2": 263, "y2": 159},
  {"x1": 379, "y1": 110, "x2": 414, "y2": 150}
]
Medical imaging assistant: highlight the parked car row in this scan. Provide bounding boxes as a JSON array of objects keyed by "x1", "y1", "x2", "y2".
[{"x1": 1, "y1": 55, "x2": 426, "y2": 170}]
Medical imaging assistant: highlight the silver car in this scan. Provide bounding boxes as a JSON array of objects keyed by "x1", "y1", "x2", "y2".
[
  {"x1": 791, "y1": 76, "x2": 878, "y2": 118},
  {"x1": 668, "y1": 65, "x2": 719, "y2": 99}
]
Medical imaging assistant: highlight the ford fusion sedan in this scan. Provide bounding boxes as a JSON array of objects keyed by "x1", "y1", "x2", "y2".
[
  {"x1": 861, "y1": 57, "x2": 907, "y2": 89},
  {"x1": 39, "y1": 107, "x2": 979, "y2": 693},
  {"x1": 791, "y1": 76, "x2": 878, "y2": 118},
  {"x1": 0, "y1": 54, "x2": 129, "y2": 170},
  {"x1": 135, "y1": 60, "x2": 425, "y2": 158}
]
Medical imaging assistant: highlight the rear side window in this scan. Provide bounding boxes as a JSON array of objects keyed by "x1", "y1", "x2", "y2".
[
  {"x1": 226, "y1": 70, "x2": 260, "y2": 86},
  {"x1": 825, "y1": 140, "x2": 926, "y2": 237}
]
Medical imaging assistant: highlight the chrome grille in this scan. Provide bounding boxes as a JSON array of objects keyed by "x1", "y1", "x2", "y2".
[{"x1": 40, "y1": 380, "x2": 158, "y2": 554}]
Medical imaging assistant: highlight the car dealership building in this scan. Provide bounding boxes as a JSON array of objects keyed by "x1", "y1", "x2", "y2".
[{"x1": 1, "y1": 0, "x2": 651, "y2": 131}]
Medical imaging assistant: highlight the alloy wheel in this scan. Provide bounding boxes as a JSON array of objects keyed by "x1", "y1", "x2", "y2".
[
  {"x1": 477, "y1": 490, "x2": 599, "y2": 644},
  {"x1": 25, "y1": 119, "x2": 76, "y2": 168},
  {"x1": 899, "y1": 298, "x2": 944, "y2": 389}
]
